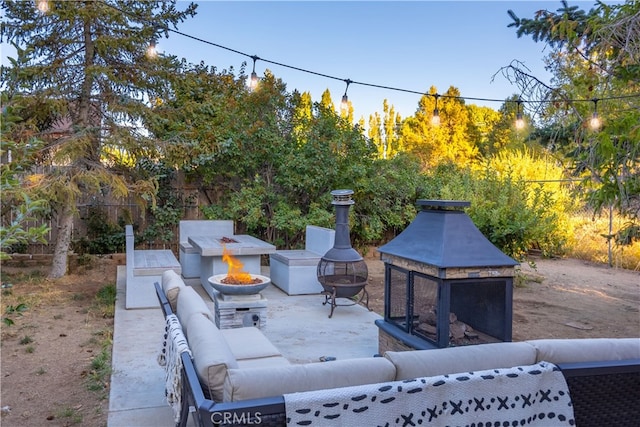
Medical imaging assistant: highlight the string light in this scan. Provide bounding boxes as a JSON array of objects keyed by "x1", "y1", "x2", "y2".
[
  {"x1": 92, "y1": 1, "x2": 640, "y2": 126},
  {"x1": 589, "y1": 98, "x2": 601, "y2": 130},
  {"x1": 248, "y1": 55, "x2": 260, "y2": 91},
  {"x1": 431, "y1": 94, "x2": 440, "y2": 126},
  {"x1": 515, "y1": 98, "x2": 525, "y2": 130},
  {"x1": 341, "y1": 79, "x2": 352, "y2": 114},
  {"x1": 146, "y1": 38, "x2": 158, "y2": 59},
  {"x1": 35, "y1": 0, "x2": 49, "y2": 13}
]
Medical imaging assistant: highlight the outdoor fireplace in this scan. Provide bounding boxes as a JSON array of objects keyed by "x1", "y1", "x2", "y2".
[
  {"x1": 376, "y1": 200, "x2": 518, "y2": 352},
  {"x1": 317, "y1": 189, "x2": 369, "y2": 318}
]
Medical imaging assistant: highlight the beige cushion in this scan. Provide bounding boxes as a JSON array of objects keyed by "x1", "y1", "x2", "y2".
[
  {"x1": 187, "y1": 314, "x2": 238, "y2": 402},
  {"x1": 221, "y1": 327, "x2": 283, "y2": 360},
  {"x1": 162, "y1": 269, "x2": 181, "y2": 286},
  {"x1": 385, "y1": 342, "x2": 537, "y2": 381},
  {"x1": 161, "y1": 270, "x2": 185, "y2": 312},
  {"x1": 527, "y1": 338, "x2": 640, "y2": 364},
  {"x1": 223, "y1": 357, "x2": 396, "y2": 402},
  {"x1": 176, "y1": 286, "x2": 213, "y2": 336},
  {"x1": 236, "y1": 356, "x2": 291, "y2": 369}
]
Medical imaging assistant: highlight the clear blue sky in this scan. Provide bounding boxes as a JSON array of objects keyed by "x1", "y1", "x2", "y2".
[
  {"x1": 156, "y1": 0, "x2": 568, "y2": 120},
  {"x1": 3, "y1": 1, "x2": 605, "y2": 120}
]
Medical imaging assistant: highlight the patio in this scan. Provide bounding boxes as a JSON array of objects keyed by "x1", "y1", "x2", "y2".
[{"x1": 107, "y1": 265, "x2": 381, "y2": 427}]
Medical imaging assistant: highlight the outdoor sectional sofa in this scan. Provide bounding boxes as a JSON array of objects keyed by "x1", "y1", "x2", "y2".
[{"x1": 156, "y1": 271, "x2": 640, "y2": 427}]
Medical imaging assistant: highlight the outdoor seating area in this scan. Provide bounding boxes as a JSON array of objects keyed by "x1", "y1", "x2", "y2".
[
  {"x1": 108, "y1": 262, "x2": 382, "y2": 427},
  {"x1": 113, "y1": 220, "x2": 640, "y2": 427},
  {"x1": 108, "y1": 271, "x2": 640, "y2": 427}
]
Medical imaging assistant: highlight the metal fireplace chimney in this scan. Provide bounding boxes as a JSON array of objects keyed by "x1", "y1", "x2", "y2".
[{"x1": 317, "y1": 189, "x2": 370, "y2": 317}]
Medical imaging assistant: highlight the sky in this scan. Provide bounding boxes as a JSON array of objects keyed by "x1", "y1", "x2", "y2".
[
  {"x1": 154, "y1": 0, "x2": 566, "y2": 120},
  {"x1": 3, "y1": 1, "x2": 605, "y2": 121}
]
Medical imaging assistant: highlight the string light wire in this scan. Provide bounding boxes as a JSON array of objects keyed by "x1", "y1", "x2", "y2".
[{"x1": 95, "y1": 1, "x2": 640, "y2": 113}]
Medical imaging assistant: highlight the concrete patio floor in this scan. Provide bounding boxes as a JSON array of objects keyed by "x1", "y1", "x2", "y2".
[{"x1": 107, "y1": 266, "x2": 382, "y2": 427}]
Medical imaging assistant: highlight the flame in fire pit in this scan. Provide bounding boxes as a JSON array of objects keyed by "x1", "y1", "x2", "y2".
[{"x1": 222, "y1": 246, "x2": 255, "y2": 284}]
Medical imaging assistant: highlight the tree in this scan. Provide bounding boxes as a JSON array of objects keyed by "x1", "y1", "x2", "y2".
[
  {"x1": 506, "y1": 0, "x2": 640, "y2": 245},
  {"x1": 466, "y1": 104, "x2": 503, "y2": 157},
  {"x1": 368, "y1": 99, "x2": 402, "y2": 159},
  {"x1": 401, "y1": 86, "x2": 478, "y2": 170},
  {"x1": 1, "y1": 0, "x2": 196, "y2": 277}
]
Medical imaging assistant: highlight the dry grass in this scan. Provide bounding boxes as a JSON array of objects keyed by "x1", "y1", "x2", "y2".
[{"x1": 566, "y1": 212, "x2": 640, "y2": 271}]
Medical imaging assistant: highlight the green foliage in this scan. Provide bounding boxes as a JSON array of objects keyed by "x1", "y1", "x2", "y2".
[
  {"x1": 2, "y1": 302, "x2": 28, "y2": 326},
  {"x1": 421, "y1": 161, "x2": 569, "y2": 260},
  {"x1": 93, "y1": 284, "x2": 116, "y2": 319},
  {"x1": 19, "y1": 335, "x2": 33, "y2": 345},
  {"x1": 72, "y1": 207, "x2": 125, "y2": 255},
  {"x1": 54, "y1": 406, "x2": 83, "y2": 425},
  {"x1": 467, "y1": 170, "x2": 566, "y2": 260},
  {"x1": 353, "y1": 153, "x2": 425, "y2": 245},
  {"x1": 0, "y1": 101, "x2": 50, "y2": 260},
  {"x1": 87, "y1": 343, "x2": 112, "y2": 393},
  {"x1": 135, "y1": 159, "x2": 183, "y2": 245}
]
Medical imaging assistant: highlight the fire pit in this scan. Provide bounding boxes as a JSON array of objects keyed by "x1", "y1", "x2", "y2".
[
  {"x1": 208, "y1": 246, "x2": 269, "y2": 329},
  {"x1": 208, "y1": 274, "x2": 271, "y2": 295},
  {"x1": 317, "y1": 189, "x2": 369, "y2": 318}
]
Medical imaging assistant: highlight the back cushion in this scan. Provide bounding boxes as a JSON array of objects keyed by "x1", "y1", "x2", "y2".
[
  {"x1": 527, "y1": 338, "x2": 640, "y2": 364},
  {"x1": 161, "y1": 270, "x2": 185, "y2": 312},
  {"x1": 224, "y1": 357, "x2": 396, "y2": 402},
  {"x1": 385, "y1": 342, "x2": 537, "y2": 381},
  {"x1": 176, "y1": 286, "x2": 213, "y2": 336},
  {"x1": 187, "y1": 314, "x2": 238, "y2": 402}
]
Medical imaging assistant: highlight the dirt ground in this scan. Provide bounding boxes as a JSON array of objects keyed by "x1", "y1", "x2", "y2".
[{"x1": 1, "y1": 254, "x2": 639, "y2": 427}]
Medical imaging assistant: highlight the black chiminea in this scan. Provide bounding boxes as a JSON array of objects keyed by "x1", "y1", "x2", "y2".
[
  {"x1": 375, "y1": 200, "x2": 519, "y2": 352},
  {"x1": 317, "y1": 189, "x2": 369, "y2": 318}
]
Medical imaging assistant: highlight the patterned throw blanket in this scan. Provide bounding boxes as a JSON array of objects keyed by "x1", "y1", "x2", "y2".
[
  {"x1": 285, "y1": 361, "x2": 574, "y2": 426},
  {"x1": 158, "y1": 314, "x2": 191, "y2": 423}
]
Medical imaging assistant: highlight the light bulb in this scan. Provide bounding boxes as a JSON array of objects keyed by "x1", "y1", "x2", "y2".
[
  {"x1": 431, "y1": 109, "x2": 440, "y2": 126},
  {"x1": 249, "y1": 72, "x2": 258, "y2": 90},
  {"x1": 36, "y1": 0, "x2": 49, "y2": 13},
  {"x1": 341, "y1": 94, "x2": 349, "y2": 113},
  {"x1": 146, "y1": 41, "x2": 157, "y2": 59},
  {"x1": 515, "y1": 113, "x2": 525, "y2": 130},
  {"x1": 589, "y1": 112, "x2": 601, "y2": 130}
]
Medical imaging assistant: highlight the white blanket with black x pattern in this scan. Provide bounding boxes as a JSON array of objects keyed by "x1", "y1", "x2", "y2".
[{"x1": 284, "y1": 361, "x2": 575, "y2": 426}]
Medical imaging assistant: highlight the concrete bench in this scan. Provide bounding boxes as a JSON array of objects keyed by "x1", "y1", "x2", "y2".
[
  {"x1": 125, "y1": 224, "x2": 181, "y2": 309},
  {"x1": 179, "y1": 220, "x2": 234, "y2": 281},
  {"x1": 269, "y1": 225, "x2": 335, "y2": 295}
]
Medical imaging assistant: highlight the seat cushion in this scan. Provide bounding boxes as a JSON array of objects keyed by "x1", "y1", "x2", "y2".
[
  {"x1": 223, "y1": 357, "x2": 396, "y2": 402},
  {"x1": 187, "y1": 314, "x2": 238, "y2": 402},
  {"x1": 221, "y1": 327, "x2": 283, "y2": 360},
  {"x1": 235, "y1": 356, "x2": 290, "y2": 369},
  {"x1": 384, "y1": 341, "x2": 537, "y2": 381},
  {"x1": 527, "y1": 338, "x2": 640, "y2": 364}
]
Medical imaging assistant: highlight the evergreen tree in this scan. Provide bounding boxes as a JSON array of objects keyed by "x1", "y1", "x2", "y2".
[
  {"x1": 368, "y1": 99, "x2": 401, "y2": 159},
  {"x1": 1, "y1": 0, "x2": 197, "y2": 277}
]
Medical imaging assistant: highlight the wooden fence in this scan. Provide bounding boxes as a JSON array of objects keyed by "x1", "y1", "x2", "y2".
[{"x1": 6, "y1": 189, "x2": 206, "y2": 255}]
